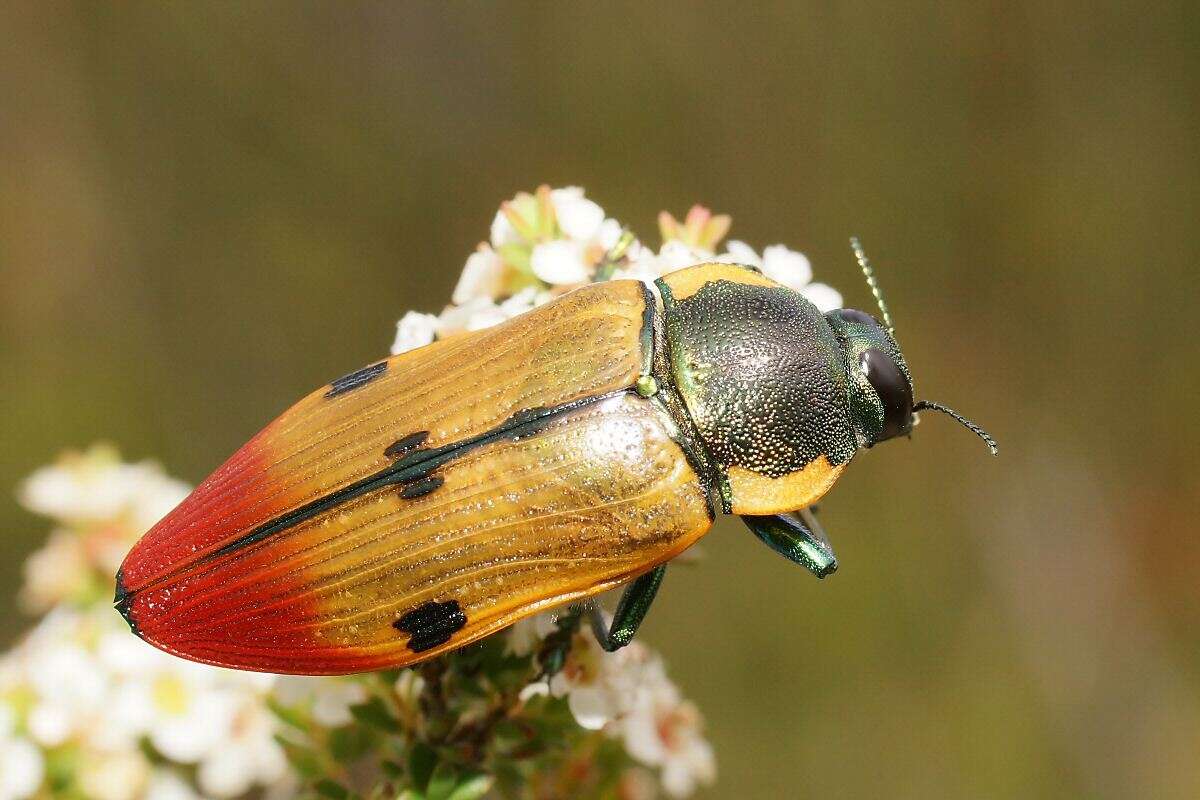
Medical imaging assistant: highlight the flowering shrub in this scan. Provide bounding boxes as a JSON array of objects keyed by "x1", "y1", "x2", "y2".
[
  {"x1": 392, "y1": 186, "x2": 840, "y2": 354},
  {"x1": 2, "y1": 187, "x2": 842, "y2": 800}
]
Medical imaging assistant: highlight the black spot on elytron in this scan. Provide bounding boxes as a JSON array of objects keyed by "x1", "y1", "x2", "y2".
[
  {"x1": 393, "y1": 600, "x2": 467, "y2": 652},
  {"x1": 385, "y1": 431, "x2": 430, "y2": 460},
  {"x1": 325, "y1": 361, "x2": 387, "y2": 398},
  {"x1": 398, "y1": 474, "x2": 444, "y2": 499},
  {"x1": 662, "y1": 279, "x2": 858, "y2": 475}
]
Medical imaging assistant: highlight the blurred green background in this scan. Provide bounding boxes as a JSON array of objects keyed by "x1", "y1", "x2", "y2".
[{"x1": 3, "y1": 3, "x2": 1198, "y2": 798}]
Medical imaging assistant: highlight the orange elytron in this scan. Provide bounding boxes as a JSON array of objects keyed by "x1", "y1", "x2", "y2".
[{"x1": 117, "y1": 259, "x2": 995, "y2": 675}]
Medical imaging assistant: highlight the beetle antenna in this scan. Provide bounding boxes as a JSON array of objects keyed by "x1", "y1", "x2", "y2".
[
  {"x1": 849, "y1": 237, "x2": 895, "y2": 334},
  {"x1": 913, "y1": 400, "x2": 998, "y2": 455}
]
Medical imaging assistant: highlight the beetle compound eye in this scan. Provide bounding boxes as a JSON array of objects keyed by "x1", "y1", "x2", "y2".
[{"x1": 859, "y1": 347, "x2": 913, "y2": 442}]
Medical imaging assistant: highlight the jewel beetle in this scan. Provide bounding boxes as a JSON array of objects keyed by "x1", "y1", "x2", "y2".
[{"x1": 116, "y1": 244, "x2": 995, "y2": 675}]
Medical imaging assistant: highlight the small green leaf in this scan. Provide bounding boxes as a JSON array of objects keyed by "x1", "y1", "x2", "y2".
[
  {"x1": 375, "y1": 668, "x2": 404, "y2": 684},
  {"x1": 276, "y1": 736, "x2": 323, "y2": 778},
  {"x1": 349, "y1": 697, "x2": 400, "y2": 732},
  {"x1": 266, "y1": 697, "x2": 309, "y2": 729},
  {"x1": 43, "y1": 745, "x2": 80, "y2": 792},
  {"x1": 497, "y1": 244, "x2": 534, "y2": 279},
  {"x1": 446, "y1": 773, "x2": 495, "y2": 800},
  {"x1": 407, "y1": 743, "x2": 437, "y2": 792},
  {"x1": 315, "y1": 779, "x2": 349, "y2": 800},
  {"x1": 396, "y1": 791, "x2": 425, "y2": 800},
  {"x1": 329, "y1": 725, "x2": 374, "y2": 762},
  {"x1": 425, "y1": 764, "x2": 458, "y2": 800}
]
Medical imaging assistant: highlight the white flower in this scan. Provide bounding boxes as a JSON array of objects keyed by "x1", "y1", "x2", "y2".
[
  {"x1": 145, "y1": 771, "x2": 202, "y2": 800},
  {"x1": 715, "y1": 239, "x2": 759, "y2": 266},
  {"x1": 437, "y1": 286, "x2": 548, "y2": 337},
  {"x1": 196, "y1": 702, "x2": 288, "y2": 798},
  {"x1": 15, "y1": 444, "x2": 189, "y2": 608},
  {"x1": 452, "y1": 248, "x2": 507, "y2": 305},
  {"x1": 611, "y1": 264, "x2": 659, "y2": 285},
  {"x1": 595, "y1": 217, "x2": 625, "y2": 251},
  {"x1": 760, "y1": 244, "x2": 813, "y2": 289},
  {"x1": 489, "y1": 208, "x2": 521, "y2": 249},
  {"x1": 715, "y1": 241, "x2": 844, "y2": 311},
  {"x1": 146, "y1": 672, "x2": 239, "y2": 763},
  {"x1": 26, "y1": 702, "x2": 72, "y2": 747},
  {"x1": 550, "y1": 187, "x2": 606, "y2": 241},
  {"x1": 499, "y1": 286, "x2": 544, "y2": 317},
  {"x1": 548, "y1": 632, "x2": 612, "y2": 730},
  {"x1": 800, "y1": 282, "x2": 844, "y2": 312},
  {"x1": 621, "y1": 241, "x2": 712, "y2": 281},
  {"x1": 25, "y1": 639, "x2": 107, "y2": 730},
  {"x1": 720, "y1": 241, "x2": 818, "y2": 291},
  {"x1": 0, "y1": 737, "x2": 43, "y2": 800},
  {"x1": 272, "y1": 676, "x2": 367, "y2": 727},
  {"x1": 620, "y1": 677, "x2": 715, "y2": 798},
  {"x1": 527, "y1": 615, "x2": 714, "y2": 795},
  {"x1": 437, "y1": 297, "x2": 508, "y2": 335},
  {"x1": 531, "y1": 239, "x2": 590, "y2": 285},
  {"x1": 19, "y1": 531, "x2": 90, "y2": 612},
  {"x1": 77, "y1": 750, "x2": 150, "y2": 800},
  {"x1": 19, "y1": 445, "x2": 187, "y2": 530},
  {"x1": 505, "y1": 612, "x2": 558, "y2": 657},
  {"x1": 542, "y1": 618, "x2": 662, "y2": 732},
  {"x1": 129, "y1": 476, "x2": 191, "y2": 534},
  {"x1": 654, "y1": 241, "x2": 711, "y2": 273},
  {"x1": 391, "y1": 311, "x2": 439, "y2": 354},
  {"x1": 310, "y1": 681, "x2": 367, "y2": 726},
  {"x1": 0, "y1": 601, "x2": 293, "y2": 798},
  {"x1": 19, "y1": 449, "x2": 142, "y2": 523}
]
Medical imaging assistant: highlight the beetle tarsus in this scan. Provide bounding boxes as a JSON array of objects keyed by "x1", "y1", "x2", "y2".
[{"x1": 587, "y1": 565, "x2": 668, "y2": 652}]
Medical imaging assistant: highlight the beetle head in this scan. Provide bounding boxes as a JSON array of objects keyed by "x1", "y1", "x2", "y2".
[
  {"x1": 824, "y1": 307, "x2": 915, "y2": 448},
  {"x1": 829, "y1": 238, "x2": 997, "y2": 455}
]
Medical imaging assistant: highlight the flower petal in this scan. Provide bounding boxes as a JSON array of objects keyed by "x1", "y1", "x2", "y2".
[
  {"x1": 801, "y1": 282, "x2": 844, "y2": 313},
  {"x1": 452, "y1": 248, "x2": 506, "y2": 305},
  {"x1": 760, "y1": 244, "x2": 813, "y2": 290},
  {"x1": 490, "y1": 209, "x2": 521, "y2": 248},
  {"x1": 0, "y1": 738, "x2": 44, "y2": 799},
  {"x1": 551, "y1": 187, "x2": 605, "y2": 241},
  {"x1": 531, "y1": 240, "x2": 590, "y2": 285},
  {"x1": 391, "y1": 312, "x2": 439, "y2": 355},
  {"x1": 567, "y1": 685, "x2": 617, "y2": 731}
]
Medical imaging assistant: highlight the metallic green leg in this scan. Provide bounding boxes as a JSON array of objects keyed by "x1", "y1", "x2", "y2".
[
  {"x1": 586, "y1": 565, "x2": 667, "y2": 652},
  {"x1": 742, "y1": 506, "x2": 837, "y2": 578}
]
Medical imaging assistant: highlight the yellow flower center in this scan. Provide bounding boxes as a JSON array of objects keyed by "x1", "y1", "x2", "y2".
[{"x1": 151, "y1": 674, "x2": 190, "y2": 716}]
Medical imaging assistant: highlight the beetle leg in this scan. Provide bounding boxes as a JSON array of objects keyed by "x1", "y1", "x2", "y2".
[
  {"x1": 534, "y1": 607, "x2": 585, "y2": 680},
  {"x1": 585, "y1": 564, "x2": 668, "y2": 652},
  {"x1": 742, "y1": 507, "x2": 837, "y2": 578}
]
